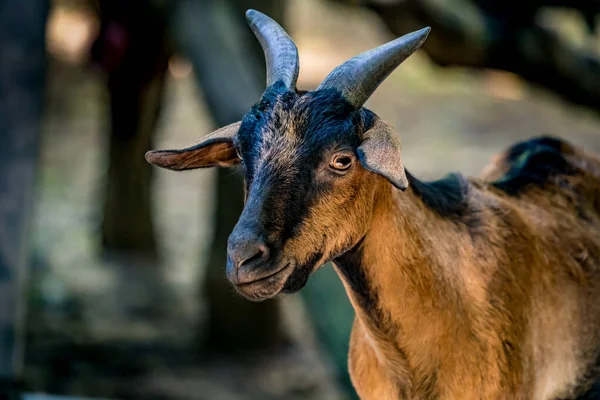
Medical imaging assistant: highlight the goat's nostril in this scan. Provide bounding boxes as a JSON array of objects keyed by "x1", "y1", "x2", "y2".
[{"x1": 237, "y1": 242, "x2": 270, "y2": 269}]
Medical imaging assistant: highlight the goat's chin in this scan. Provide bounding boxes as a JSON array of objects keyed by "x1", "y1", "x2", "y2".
[
  {"x1": 233, "y1": 284, "x2": 283, "y2": 302},
  {"x1": 233, "y1": 264, "x2": 294, "y2": 302},
  {"x1": 233, "y1": 262, "x2": 317, "y2": 301},
  {"x1": 281, "y1": 265, "x2": 313, "y2": 293}
]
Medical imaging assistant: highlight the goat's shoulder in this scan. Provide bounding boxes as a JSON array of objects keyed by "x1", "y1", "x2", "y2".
[{"x1": 460, "y1": 136, "x2": 600, "y2": 283}]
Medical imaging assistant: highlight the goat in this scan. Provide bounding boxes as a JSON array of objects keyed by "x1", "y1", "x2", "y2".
[{"x1": 145, "y1": 10, "x2": 600, "y2": 399}]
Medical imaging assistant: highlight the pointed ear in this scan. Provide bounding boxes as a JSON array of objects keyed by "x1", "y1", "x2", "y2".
[
  {"x1": 357, "y1": 119, "x2": 408, "y2": 190},
  {"x1": 145, "y1": 122, "x2": 242, "y2": 170}
]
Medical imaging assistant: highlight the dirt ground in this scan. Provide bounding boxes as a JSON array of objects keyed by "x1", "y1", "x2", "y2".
[{"x1": 26, "y1": 0, "x2": 600, "y2": 399}]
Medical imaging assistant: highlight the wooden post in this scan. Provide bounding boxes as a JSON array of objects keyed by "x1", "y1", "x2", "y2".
[
  {"x1": 0, "y1": 0, "x2": 48, "y2": 396},
  {"x1": 96, "y1": 0, "x2": 171, "y2": 259}
]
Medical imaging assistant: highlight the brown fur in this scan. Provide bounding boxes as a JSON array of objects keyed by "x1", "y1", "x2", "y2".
[{"x1": 326, "y1": 135, "x2": 600, "y2": 399}]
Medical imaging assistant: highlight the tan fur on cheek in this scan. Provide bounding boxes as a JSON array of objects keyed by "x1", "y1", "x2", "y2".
[{"x1": 285, "y1": 168, "x2": 377, "y2": 267}]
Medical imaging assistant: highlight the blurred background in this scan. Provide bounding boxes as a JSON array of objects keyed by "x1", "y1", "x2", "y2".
[{"x1": 2, "y1": 0, "x2": 600, "y2": 399}]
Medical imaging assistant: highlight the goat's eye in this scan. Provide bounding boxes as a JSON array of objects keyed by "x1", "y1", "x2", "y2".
[{"x1": 330, "y1": 154, "x2": 352, "y2": 172}]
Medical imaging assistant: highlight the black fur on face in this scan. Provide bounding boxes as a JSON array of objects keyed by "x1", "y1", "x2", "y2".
[{"x1": 227, "y1": 82, "x2": 378, "y2": 301}]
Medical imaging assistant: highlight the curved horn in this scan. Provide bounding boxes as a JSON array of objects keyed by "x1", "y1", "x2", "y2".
[
  {"x1": 317, "y1": 27, "x2": 431, "y2": 109},
  {"x1": 246, "y1": 9, "x2": 299, "y2": 90}
]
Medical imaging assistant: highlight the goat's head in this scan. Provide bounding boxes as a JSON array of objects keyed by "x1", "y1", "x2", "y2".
[{"x1": 146, "y1": 10, "x2": 429, "y2": 301}]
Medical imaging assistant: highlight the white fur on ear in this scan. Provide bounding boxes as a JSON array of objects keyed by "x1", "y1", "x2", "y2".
[
  {"x1": 145, "y1": 121, "x2": 242, "y2": 171},
  {"x1": 357, "y1": 119, "x2": 408, "y2": 190}
]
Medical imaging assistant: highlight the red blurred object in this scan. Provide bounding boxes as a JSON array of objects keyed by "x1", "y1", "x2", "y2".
[{"x1": 90, "y1": 22, "x2": 129, "y2": 73}]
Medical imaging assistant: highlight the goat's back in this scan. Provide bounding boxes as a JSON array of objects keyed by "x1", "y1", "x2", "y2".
[{"x1": 482, "y1": 136, "x2": 600, "y2": 205}]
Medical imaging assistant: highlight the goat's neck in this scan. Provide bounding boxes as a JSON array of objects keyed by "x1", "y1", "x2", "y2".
[{"x1": 333, "y1": 176, "x2": 480, "y2": 386}]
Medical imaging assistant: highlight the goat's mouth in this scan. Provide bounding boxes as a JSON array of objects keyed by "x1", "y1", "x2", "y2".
[{"x1": 233, "y1": 263, "x2": 294, "y2": 301}]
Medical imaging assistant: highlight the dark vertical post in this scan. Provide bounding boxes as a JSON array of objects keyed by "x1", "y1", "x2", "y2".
[
  {"x1": 0, "y1": 0, "x2": 49, "y2": 396},
  {"x1": 97, "y1": 0, "x2": 171, "y2": 259}
]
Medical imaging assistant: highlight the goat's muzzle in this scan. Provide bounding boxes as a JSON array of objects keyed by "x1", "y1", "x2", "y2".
[{"x1": 226, "y1": 229, "x2": 293, "y2": 301}]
